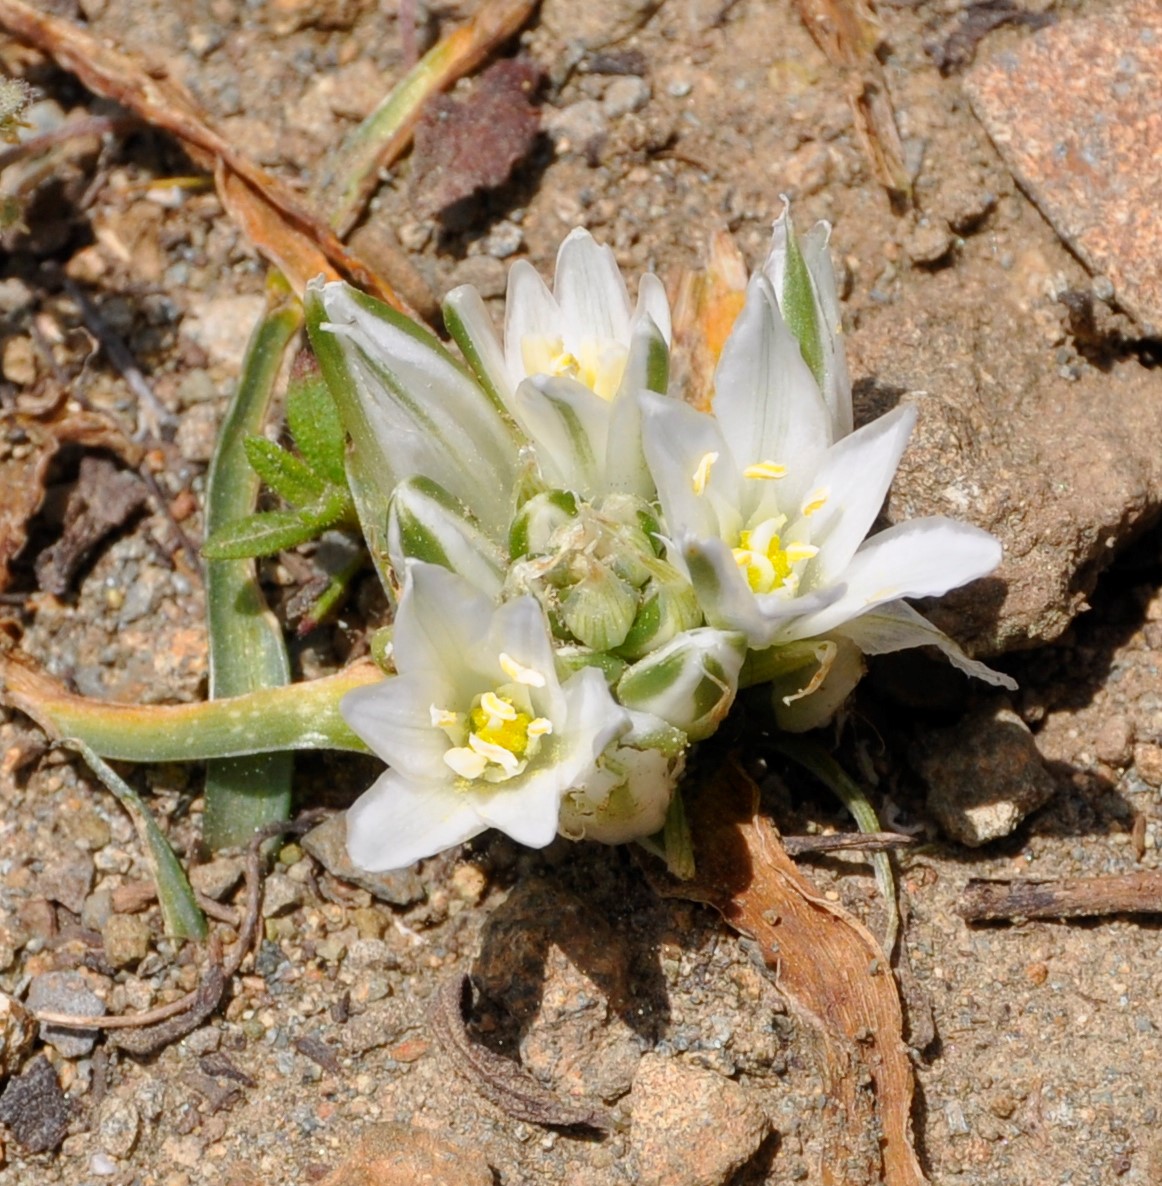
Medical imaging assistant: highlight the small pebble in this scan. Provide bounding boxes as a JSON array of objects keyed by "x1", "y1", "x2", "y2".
[
  {"x1": 261, "y1": 873, "x2": 302, "y2": 919},
  {"x1": 189, "y1": 857, "x2": 245, "y2": 901},
  {"x1": 485, "y1": 221, "x2": 524, "y2": 259},
  {"x1": 27, "y1": 971, "x2": 106, "y2": 1058},
  {"x1": 102, "y1": 914, "x2": 151, "y2": 970},
  {"x1": 97, "y1": 1097, "x2": 140, "y2": 1158},
  {"x1": 603, "y1": 76, "x2": 651, "y2": 118}
]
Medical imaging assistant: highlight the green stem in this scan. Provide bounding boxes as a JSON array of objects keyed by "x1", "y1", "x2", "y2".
[
  {"x1": 769, "y1": 735, "x2": 900, "y2": 958},
  {"x1": 203, "y1": 286, "x2": 302, "y2": 850}
]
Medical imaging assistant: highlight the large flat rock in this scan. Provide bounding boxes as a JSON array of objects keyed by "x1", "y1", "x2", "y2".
[{"x1": 965, "y1": 2, "x2": 1162, "y2": 335}]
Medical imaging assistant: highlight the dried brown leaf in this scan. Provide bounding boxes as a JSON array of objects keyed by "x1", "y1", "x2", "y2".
[
  {"x1": 34, "y1": 454, "x2": 149, "y2": 596},
  {"x1": 0, "y1": 0, "x2": 413, "y2": 315},
  {"x1": 0, "y1": 417, "x2": 57, "y2": 593},
  {"x1": 409, "y1": 58, "x2": 541, "y2": 219},
  {"x1": 666, "y1": 228, "x2": 749, "y2": 412},
  {"x1": 649, "y1": 758, "x2": 926, "y2": 1186}
]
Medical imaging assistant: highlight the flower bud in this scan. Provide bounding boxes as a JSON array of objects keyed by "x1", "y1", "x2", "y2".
[
  {"x1": 387, "y1": 476, "x2": 507, "y2": 599},
  {"x1": 617, "y1": 628, "x2": 746, "y2": 741}
]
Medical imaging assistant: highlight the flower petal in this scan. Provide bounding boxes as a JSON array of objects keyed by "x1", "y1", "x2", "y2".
[
  {"x1": 798, "y1": 221, "x2": 853, "y2": 439},
  {"x1": 481, "y1": 594, "x2": 563, "y2": 718},
  {"x1": 471, "y1": 774, "x2": 566, "y2": 849},
  {"x1": 340, "y1": 673, "x2": 454, "y2": 779},
  {"x1": 837, "y1": 600, "x2": 1017, "y2": 689},
  {"x1": 794, "y1": 403, "x2": 917, "y2": 583},
  {"x1": 443, "y1": 283, "x2": 516, "y2": 411},
  {"x1": 682, "y1": 533, "x2": 842, "y2": 647},
  {"x1": 555, "y1": 228, "x2": 632, "y2": 347},
  {"x1": 346, "y1": 770, "x2": 487, "y2": 871},
  {"x1": 393, "y1": 562, "x2": 497, "y2": 680},
  {"x1": 513, "y1": 375, "x2": 610, "y2": 497},
  {"x1": 635, "y1": 271, "x2": 672, "y2": 346},
  {"x1": 310, "y1": 282, "x2": 520, "y2": 540},
  {"x1": 641, "y1": 392, "x2": 740, "y2": 546},
  {"x1": 504, "y1": 260, "x2": 561, "y2": 389},
  {"x1": 783, "y1": 517, "x2": 1004, "y2": 640},
  {"x1": 712, "y1": 275, "x2": 831, "y2": 470}
]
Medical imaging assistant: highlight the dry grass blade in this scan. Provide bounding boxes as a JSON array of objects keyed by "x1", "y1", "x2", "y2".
[
  {"x1": 790, "y1": 0, "x2": 911, "y2": 202},
  {"x1": 0, "y1": 0, "x2": 412, "y2": 313},
  {"x1": 958, "y1": 871, "x2": 1162, "y2": 922},
  {"x1": 650, "y1": 758, "x2": 926, "y2": 1186},
  {"x1": 323, "y1": 0, "x2": 540, "y2": 236}
]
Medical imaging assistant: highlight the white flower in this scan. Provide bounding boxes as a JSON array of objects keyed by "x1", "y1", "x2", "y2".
[
  {"x1": 641, "y1": 274, "x2": 1004, "y2": 651},
  {"x1": 306, "y1": 280, "x2": 523, "y2": 546},
  {"x1": 340, "y1": 563, "x2": 633, "y2": 871},
  {"x1": 444, "y1": 229, "x2": 671, "y2": 500}
]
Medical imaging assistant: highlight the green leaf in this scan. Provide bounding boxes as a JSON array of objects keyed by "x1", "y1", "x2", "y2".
[
  {"x1": 286, "y1": 352, "x2": 348, "y2": 486},
  {"x1": 203, "y1": 488, "x2": 354, "y2": 561},
  {"x1": 243, "y1": 436, "x2": 328, "y2": 506},
  {"x1": 65, "y1": 738, "x2": 207, "y2": 942}
]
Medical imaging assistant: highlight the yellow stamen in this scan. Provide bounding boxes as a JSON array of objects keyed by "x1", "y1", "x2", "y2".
[
  {"x1": 430, "y1": 705, "x2": 461, "y2": 730},
  {"x1": 499, "y1": 652, "x2": 546, "y2": 687},
  {"x1": 479, "y1": 691, "x2": 517, "y2": 722},
  {"x1": 527, "y1": 717, "x2": 553, "y2": 738},
  {"x1": 742, "y1": 460, "x2": 788, "y2": 481},
  {"x1": 444, "y1": 746, "x2": 488, "y2": 780},
  {"x1": 801, "y1": 487, "x2": 830, "y2": 516},
  {"x1": 692, "y1": 451, "x2": 719, "y2": 495}
]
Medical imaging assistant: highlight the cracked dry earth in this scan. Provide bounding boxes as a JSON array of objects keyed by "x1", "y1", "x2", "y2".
[{"x1": 1, "y1": 0, "x2": 1162, "y2": 1183}]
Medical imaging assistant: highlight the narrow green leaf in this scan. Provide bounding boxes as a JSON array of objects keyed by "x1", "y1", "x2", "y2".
[
  {"x1": 204, "y1": 291, "x2": 301, "y2": 851},
  {"x1": 285, "y1": 351, "x2": 348, "y2": 486},
  {"x1": 243, "y1": 436, "x2": 328, "y2": 506},
  {"x1": 64, "y1": 739, "x2": 207, "y2": 941},
  {"x1": 203, "y1": 508, "x2": 332, "y2": 560}
]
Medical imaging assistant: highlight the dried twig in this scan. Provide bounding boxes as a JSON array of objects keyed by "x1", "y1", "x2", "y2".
[
  {"x1": 783, "y1": 831, "x2": 918, "y2": 856},
  {"x1": 0, "y1": 0, "x2": 411, "y2": 312},
  {"x1": 31, "y1": 810, "x2": 330, "y2": 1046},
  {"x1": 958, "y1": 871, "x2": 1162, "y2": 922},
  {"x1": 429, "y1": 974, "x2": 617, "y2": 1132}
]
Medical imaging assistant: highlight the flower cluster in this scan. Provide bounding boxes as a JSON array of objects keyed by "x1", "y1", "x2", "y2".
[{"x1": 307, "y1": 210, "x2": 1013, "y2": 872}]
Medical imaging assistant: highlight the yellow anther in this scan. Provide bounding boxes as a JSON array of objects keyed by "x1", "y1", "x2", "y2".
[
  {"x1": 783, "y1": 543, "x2": 819, "y2": 565},
  {"x1": 692, "y1": 451, "x2": 719, "y2": 495},
  {"x1": 430, "y1": 705, "x2": 462, "y2": 730},
  {"x1": 527, "y1": 717, "x2": 553, "y2": 739},
  {"x1": 801, "y1": 487, "x2": 830, "y2": 517},
  {"x1": 480, "y1": 691, "x2": 518, "y2": 721},
  {"x1": 444, "y1": 746, "x2": 488, "y2": 780},
  {"x1": 742, "y1": 460, "x2": 788, "y2": 481},
  {"x1": 499, "y1": 652, "x2": 547, "y2": 687}
]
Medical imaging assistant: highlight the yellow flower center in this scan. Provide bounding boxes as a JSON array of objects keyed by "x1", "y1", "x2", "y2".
[
  {"x1": 732, "y1": 518, "x2": 818, "y2": 595},
  {"x1": 435, "y1": 683, "x2": 553, "y2": 784},
  {"x1": 521, "y1": 334, "x2": 628, "y2": 401}
]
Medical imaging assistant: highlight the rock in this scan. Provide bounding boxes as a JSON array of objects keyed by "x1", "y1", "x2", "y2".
[
  {"x1": 912, "y1": 704, "x2": 1056, "y2": 845},
  {"x1": 449, "y1": 255, "x2": 507, "y2": 300},
  {"x1": 1133, "y1": 743, "x2": 1162, "y2": 789},
  {"x1": 541, "y1": 0, "x2": 662, "y2": 49},
  {"x1": 188, "y1": 857, "x2": 245, "y2": 901},
  {"x1": 101, "y1": 913, "x2": 151, "y2": 969},
  {"x1": 316, "y1": 1122, "x2": 492, "y2": 1186},
  {"x1": 302, "y1": 814, "x2": 426, "y2": 907},
  {"x1": 966, "y1": 1, "x2": 1162, "y2": 335},
  {"x1": 629, "y1": 1053, "x2": 771, "y2": 1186},
  {"x1": 853, "y1": 263, "x2": 1162, "y2": 656},
  {"x1": 905, "y1": 219, "x2": 953, "y2": 267},
  {"x1": 260, "y1": 873, "x2": 302, "y2": 919},
  {"x1": 0, "y1": 1055, "x2": 70, "y2": 1154},
  {"x1": 175, "y1": 402, "x2": 220, "y2": 464},
  {"x1": 544, "y1": 99, "x2": 608, "y2": 158},
  {"x1": 180, "y1": 294, "x2": 267, "y2": 371},
  {"x1": 1093, "y1": 716, "x2": 1134, "y2": 768},
  {"x1": 27, "y1": 970, "x2": 106, "y2": 1057},
  {"x1": 603, "y1": 76, "x2": 651, "y2": 119},
  {"x1": 38, "y1": 850, "x2": 95, "y2": 916},
  {"x1": 96, "y1": 1097, "x2": 140, "y2": 1158},
  {"x1": 475, "y1": 878, "x2": 642, "y2": 1101},
  {"x1": 0, "y1": 993, "x2": 36, "y2": 1077}
]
